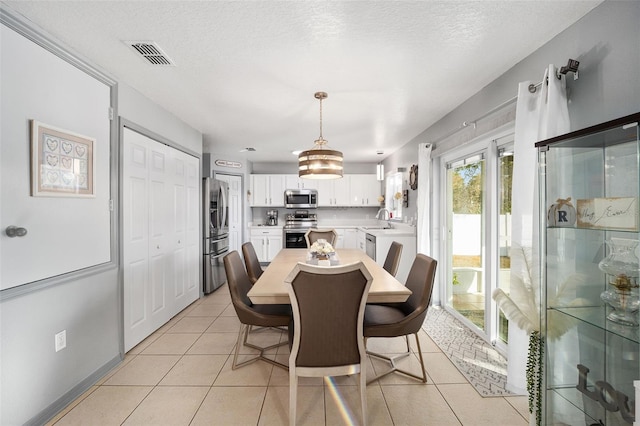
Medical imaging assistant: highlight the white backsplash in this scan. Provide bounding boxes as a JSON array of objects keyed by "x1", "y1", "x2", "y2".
[{"x1": 251, "y1": 206, "x2": 379, "y2": 226}]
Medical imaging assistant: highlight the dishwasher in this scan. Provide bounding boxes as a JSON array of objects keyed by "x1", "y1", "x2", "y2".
[{"x1": 365, "y1": 233, "x2": 376, "y2": 260}]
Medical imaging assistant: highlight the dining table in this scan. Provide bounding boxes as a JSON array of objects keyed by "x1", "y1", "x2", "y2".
[{"x1": 247, "y1": 248, "x2": 411, "y2": 305}]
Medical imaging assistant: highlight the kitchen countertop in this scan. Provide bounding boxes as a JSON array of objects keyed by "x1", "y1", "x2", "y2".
[
  {"x1": 247, "y1": 222, "x2": 416, "y2": 237},
  {"x1": 249, "y1": 224, "x2": 283, "y2": 229},
  {"x1": 360, "y1": 227, "x2": 416, "y2": 237}
]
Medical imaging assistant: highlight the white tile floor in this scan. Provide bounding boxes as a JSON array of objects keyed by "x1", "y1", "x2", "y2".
[{"x1": 46, "y1": 285, "x2": 529, "y2": 425}]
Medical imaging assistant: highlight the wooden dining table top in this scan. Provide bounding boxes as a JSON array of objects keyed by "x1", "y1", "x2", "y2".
[{"x1": 247, "y1": 248, "x2": 412, "y2": 305}]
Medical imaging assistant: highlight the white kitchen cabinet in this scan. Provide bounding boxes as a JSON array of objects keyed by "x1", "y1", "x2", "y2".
[
  {"x1": 285, "y1": 174, "x2": 318, "y2": 190},
  {"x1": 367, "y1": 230, "x2": 416, "y2": 284},
  {"x1": 250, "y1": 227, "x2": 283, "y2": 262},
  {"x1": 356, "y1": 228, "x2": 367, "y2": 252},
  {"x1": 343, "y1": 228, "x2": 357, "y2": 249},
  {"x1": 350, "y1": 174, "x2": 380, "y2": 206},
  {"x1": 250, "y1": 174, "x2": 285, "y2": 207},
  {"x1": 317, "y1": 176, "x2": 350, "y2": 206},
  {"x1": 334, "y1": 229, "x2": 345, "y2": 248}
]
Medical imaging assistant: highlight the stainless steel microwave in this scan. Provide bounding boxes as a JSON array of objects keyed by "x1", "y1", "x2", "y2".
[{"x1": 284, "y1": 189, "x2": 318, "y2": 208}]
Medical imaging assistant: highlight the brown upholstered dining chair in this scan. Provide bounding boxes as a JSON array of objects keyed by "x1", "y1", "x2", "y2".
[
  {"x1": 223, "y1": 251, "x2": 290, "y2": 370},
  {"x1": 242, "y1": 242, "x2": 263, "y2": 284},
  {"x1": 284, "y1": 261, "x2": 373, "y2": 426},
  {"x1": 304, "y1": 228, "x2": 338, "y2": 248},
  {"x1": 383, "y1": 241, "x2": 403, "y2": 277},
  {"x1": 364, "y1": 253, "x2": 437, "y2": 384}
]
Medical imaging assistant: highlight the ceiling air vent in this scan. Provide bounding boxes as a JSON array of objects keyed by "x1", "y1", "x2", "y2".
[{"x1": 125, "y1": 41, "x2": 175, "y2": 66}]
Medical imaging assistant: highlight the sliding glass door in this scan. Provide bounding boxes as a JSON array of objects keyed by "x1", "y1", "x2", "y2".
[
  {"x1": 497, "y1": 146, "x2": 513, "y2": 345},
  {"x1": 441, "y1": 133, "x2": 514, "y2": 348},
  {"x1": 445, "y1": 154, "x2": 486, "y2": 330}
]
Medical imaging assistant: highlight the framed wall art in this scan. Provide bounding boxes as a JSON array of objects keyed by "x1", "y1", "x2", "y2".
[{"x1": 31, "y1": 120, "x2": 96, "y2": 197}]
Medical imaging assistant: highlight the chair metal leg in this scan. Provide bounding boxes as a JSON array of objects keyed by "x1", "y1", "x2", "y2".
[
  {"x1": 359, "y1": 369, "x2": 367, "y2": 426},
  {"x1": 232, "y1": 323, "x2": 289, "y2": 371},
  {"x1": 289, "y1": 366, "x2": 298, "y2": 426},
  {"x1": 366, "y1": 332, "x2": 427, "y2": 384}
]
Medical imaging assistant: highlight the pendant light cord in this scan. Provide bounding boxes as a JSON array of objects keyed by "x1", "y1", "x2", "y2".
[{"x1": 318, "y1": 95, "x2": 323, "y2": 141}]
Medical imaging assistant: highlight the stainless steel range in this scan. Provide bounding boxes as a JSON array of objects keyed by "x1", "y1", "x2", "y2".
[{"x1": 283, "y1": 210, "x2": 317, "y2": 248}]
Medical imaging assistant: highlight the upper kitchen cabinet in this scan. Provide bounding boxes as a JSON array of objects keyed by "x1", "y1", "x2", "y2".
[
  {"x1": 317, "y1": 175, "x2": 351, "y2": 207},
  {"x1": 285, "y1": 174, "x2": 318, "y2": 190},
  {"x1": 250, "y1": 174, "x2": 286, "y2": 207},
  {"x1": 350, "y1": 174, "x2": 380, "y2": 207}
]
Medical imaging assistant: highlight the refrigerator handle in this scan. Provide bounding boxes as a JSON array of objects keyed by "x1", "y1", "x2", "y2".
[
  {"x1": 211, "y1": 249, "x2": 229, "y2": 260},
  {"x1": 220, "y1": 185, "x2": 228, "y2": 229}
]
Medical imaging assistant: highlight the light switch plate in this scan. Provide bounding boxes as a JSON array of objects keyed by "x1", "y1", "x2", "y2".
[{"x1": 55, "y1": 330, "x2": 66, "y2": 352}]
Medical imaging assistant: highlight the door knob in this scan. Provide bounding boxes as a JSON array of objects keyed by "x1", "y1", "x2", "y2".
[{"x1": 6, "y1": 226, "x2": 28, "y2": 238}]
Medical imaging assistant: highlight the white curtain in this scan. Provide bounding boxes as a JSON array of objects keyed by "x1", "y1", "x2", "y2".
[
  {"x1": 417, "y1": 143, "x2": 432, "y2": 255},
  {"x1": 506, "y1": 65, "x2": 570, "y2": 393}
]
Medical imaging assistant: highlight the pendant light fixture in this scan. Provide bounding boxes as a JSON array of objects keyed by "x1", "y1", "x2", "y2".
[{"x1": 298, "y1": 92, "x2": 343, "y2": 179}]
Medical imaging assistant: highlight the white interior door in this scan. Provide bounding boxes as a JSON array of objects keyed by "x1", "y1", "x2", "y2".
[
  {"x1": 147, "y1": 141, "x2": 170, "y2": 327},
  {"x1": 215, "y1": 173, "x2": 242, "y2": 253},
  {"x1": 168, "y1": 150, "x2": 186, "y2": 305},
  {"x1": 123, "y1": 128, "x2": 199, "y2": 351},
  {"x1": 169, "y1": 149, "x2": 200, "y2": 312},
  {"x1": 184, "y1": 153, "x2": 200, "y2": 304},
  {"x1": 123, "y1": 129, "x2": 154, "y2": 350}
]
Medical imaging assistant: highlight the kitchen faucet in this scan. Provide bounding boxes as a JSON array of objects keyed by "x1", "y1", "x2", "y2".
[{"x1": 375, "y1": 208, "x2": 390, "y2": 222}]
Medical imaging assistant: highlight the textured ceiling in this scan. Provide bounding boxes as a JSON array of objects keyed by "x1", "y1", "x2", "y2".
[{"x1": 3, "y1": 1, "x2": 601, "y2": 163}]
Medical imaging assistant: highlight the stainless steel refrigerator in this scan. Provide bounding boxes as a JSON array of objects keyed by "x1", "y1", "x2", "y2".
[{"x1": 203, "y1": 177, "x2": 229, "y2": 293}]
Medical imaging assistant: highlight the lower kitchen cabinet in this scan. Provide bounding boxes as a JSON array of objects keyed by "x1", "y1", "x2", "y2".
[
  {"x1": 369, "y1": 232, "x2": 416, "y2": 284},
  {"x1": 357, "y1": 229, "x2": 366, "y2": 252},
  {"x1": 333, "y1": 228, "x2": 358, "y2": 249},
  {"x1": 250, "y1": 227, "x2": 283, "y2": 262}
]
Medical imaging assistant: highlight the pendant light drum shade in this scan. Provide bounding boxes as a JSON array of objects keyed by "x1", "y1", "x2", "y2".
[
  {"x1": 298, "y1": 148, "x2": 343, "y2": 179},
  {"x1": 298, "y1": 92, "x2": 344, "y2": 179}
]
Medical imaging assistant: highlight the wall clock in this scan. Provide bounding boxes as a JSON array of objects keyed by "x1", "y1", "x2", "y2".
[{"x1": 409, "y1": 164, "x2": 418, "y2": 190}]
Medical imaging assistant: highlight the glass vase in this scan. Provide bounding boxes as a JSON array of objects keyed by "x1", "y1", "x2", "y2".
[{"x1": 599, "y1": 238, "x2": 640, "y2": 327}]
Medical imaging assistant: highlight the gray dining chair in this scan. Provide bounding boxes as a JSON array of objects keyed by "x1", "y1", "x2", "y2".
[
  {"x1": 242, "y1": 241, "x2": 263, "y2": 284},
  {"x1": 223, "y1": 250, "x2": 290, "y2": 370},
  {"x1": 383, "y1": 241, "x2": 403, "y2": 277},
  {"x1": 284, "y1": 261, "x2": 373, "y2": 426},
  {"x1": 364, "y1": 253, "x2": 437, "y2": 384},
  {"x1": 304, "y1": 228, "x2": 338, "y2": 248}
]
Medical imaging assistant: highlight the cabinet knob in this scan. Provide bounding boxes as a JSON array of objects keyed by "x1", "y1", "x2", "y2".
[{"x1": 5, "y1": 226, "x2": 28, "y2": 238}]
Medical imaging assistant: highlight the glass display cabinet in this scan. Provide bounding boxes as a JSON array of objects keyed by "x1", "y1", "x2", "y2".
[{"x1": 537, "y1": 112, "x2": 640, "y2": 426}]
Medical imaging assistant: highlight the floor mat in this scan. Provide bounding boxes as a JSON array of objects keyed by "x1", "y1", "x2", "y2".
[{"x1": 423, "y1": 306, "x2": 515, "y2": 397}]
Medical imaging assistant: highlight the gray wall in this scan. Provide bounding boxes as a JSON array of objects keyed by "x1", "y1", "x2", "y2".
[
  {"x1": 385, "y1": 1, "x2": 640, "y2": 220},
  {"x1": 0, "y1": 10, "x2": 203, "y2": 425},
  {"x1": 119, "y1": 83, "x2": 203, "y2": 155}
]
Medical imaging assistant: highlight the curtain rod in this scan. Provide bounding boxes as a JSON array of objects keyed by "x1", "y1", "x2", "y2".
[
  {"x1": 430, "y1": 78, "x2": 549, "y2": 146},
  {"x1": 431, "y1": 59, "x2": 580, "y2": 146}
]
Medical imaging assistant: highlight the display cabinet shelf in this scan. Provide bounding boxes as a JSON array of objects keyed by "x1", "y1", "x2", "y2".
[
  {"x1": 538, "y1": 112, "x2": 640, "y2": 426},
  {"x1": 550, "y1": 306, "x2": 640, "y2": 344}
]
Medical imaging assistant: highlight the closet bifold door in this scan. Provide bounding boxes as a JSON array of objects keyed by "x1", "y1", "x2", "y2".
[{"x1": 123, "y1": 127, "x2": 199, "y2": 352}]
